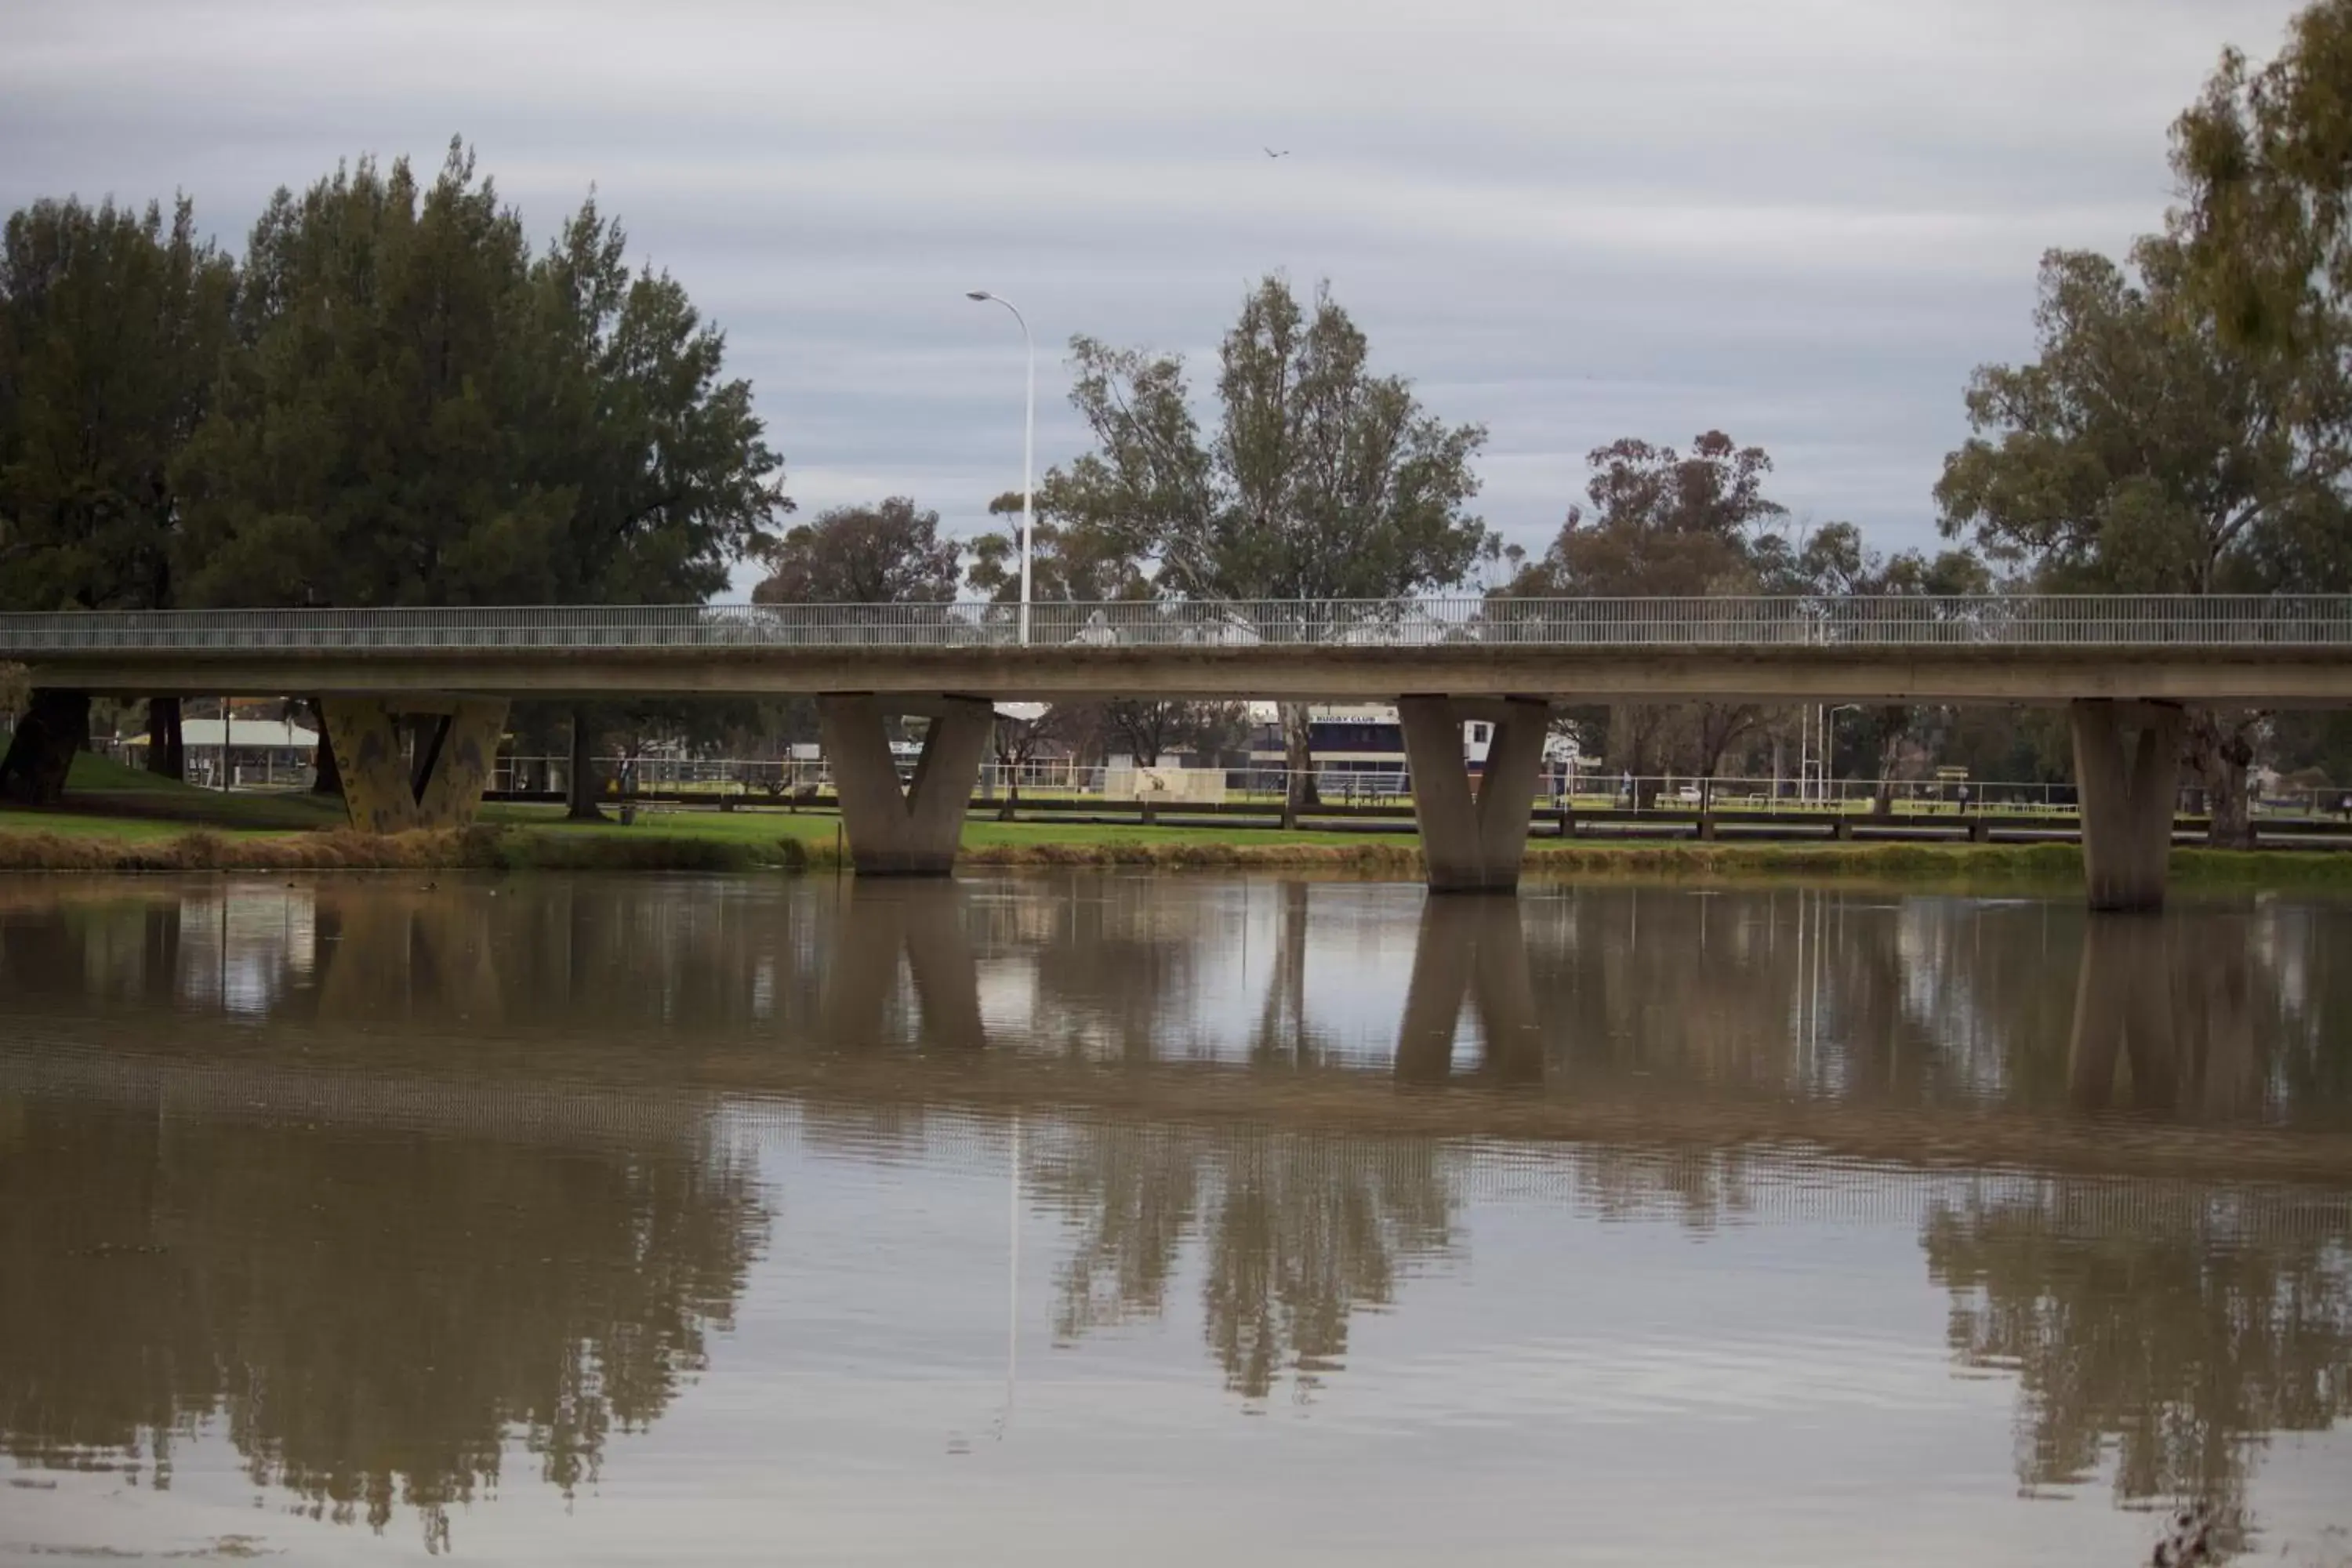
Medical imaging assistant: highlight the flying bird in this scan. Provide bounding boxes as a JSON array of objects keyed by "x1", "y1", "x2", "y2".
[{"x1": 1264, "y1": 147, "x2": 1289, "y2": 158}]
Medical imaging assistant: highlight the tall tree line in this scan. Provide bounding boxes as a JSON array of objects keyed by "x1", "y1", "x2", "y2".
[{"x1": 0, "y1": 140, "x2": 787, "y2": 798}]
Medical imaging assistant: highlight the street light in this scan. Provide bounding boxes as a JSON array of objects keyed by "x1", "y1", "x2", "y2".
[
  {"x1": 1822, "y1": 702, "x2": 1863, "y2": 811},
  {"x1": 965, "y1": 290, "x2": 1034, "y2": 646}
]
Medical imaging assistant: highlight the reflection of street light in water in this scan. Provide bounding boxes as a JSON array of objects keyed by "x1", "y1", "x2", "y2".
[
  {"x1": 950, "y1": 1110, "x2": 1022, "y2": 1455},
  {"x1": 992, "y1": 1112, "x2": 1021, "y2": 1443}
]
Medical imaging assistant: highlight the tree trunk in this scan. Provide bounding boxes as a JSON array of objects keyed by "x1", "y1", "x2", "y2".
[
  {"x1": 1279, "y1": 700, "x2": 1316, "y2": 829},
  {"x1": 1871, "y1": 705, "x2": 1910, "y2": 818},
  {"x1": 0, "y1": 689, "x2": 92, "y2": 805},
  {"x1": 567, "y1": 705, "x2": 607, "y2": 822},
  {"x1": 146, "y1": 696, "x2": 185, "y2": 780},
  {"x1": 2186, "y1": 706, "x2": 2256, "y2": 849}
]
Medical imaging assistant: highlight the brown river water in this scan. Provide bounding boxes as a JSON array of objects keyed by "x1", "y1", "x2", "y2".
[{"x1": 2, "y1": 871, "x2": 2349, "y2": 1565}]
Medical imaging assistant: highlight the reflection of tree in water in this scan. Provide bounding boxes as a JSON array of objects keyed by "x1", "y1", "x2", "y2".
[
  {"x1": 1566, "y1": 1145, "x2": 1762, "y2": 1232},
  {"x1": 1203, "y1": 1133, "x2": 1452, "y2": 1399},
  {"x1": 1251, "y1": 882, "x2": 1337, "y2": 1065},
  {"x1": 1033, "y1": 1121, "x2": 1454, "y2": 1403},
  {"x1": 1035, "y1": 1121, "x2": 1203, "y2": 1341},
  {"x1": 0, "y1": 1094, "x2": 765, "y2": 1551},
  {"x1": 1921, "y1": 1188, "x2": 2352, "y2": 1542}
]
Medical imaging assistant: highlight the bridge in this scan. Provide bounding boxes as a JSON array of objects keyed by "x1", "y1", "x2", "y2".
[{"x1": 5, "y1": 594, "x2": 2351, "y2": 909}]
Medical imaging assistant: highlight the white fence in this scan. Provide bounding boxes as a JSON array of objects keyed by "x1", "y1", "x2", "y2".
[{"x1": 482, "y1": 755, "x2": 2352, "y2": 820}]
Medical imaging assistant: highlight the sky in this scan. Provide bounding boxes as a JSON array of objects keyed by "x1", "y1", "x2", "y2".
[{"x1": 0, "y1": 0, "x2": 2316, "y2": 597}]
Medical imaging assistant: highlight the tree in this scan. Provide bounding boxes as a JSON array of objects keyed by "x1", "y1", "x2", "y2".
[
  {"x1": 183, "y1": 143, "x2": 784, "y2": 608},
  {"x1": 1508, "y1": 432, "x2": 1789, "y2": 807},
  {"x1": 0, "y1": 662, "x2": 25, "y2": 720},
  {"x1": 0, "y1": 195, "x2": 236, "y2": 778},
  {"x1": 1935, "y1": 241, "x2": 2347, "y2": 844},
  {"x1": 1102, "y1": 699, "x2": 1247, "y2": 768},
  {"x1": 533, "y1": 195, "x2": 786, "y2": 820},
  {"x1": 967, "y1": 490, "x2": 1243, "y2": 775},
  {"x1": 1798, "y1": 521, "x2": 1992, "y2": 814},
  {"x1": 170, "y1": 144, "x2": 786, "y2": 818},
  {"x1": 2170, "y1": 0, "x2": 2352, "y2": 704},
  {"x1": 751, "y1": 497, "x2": 961, "y2": 607},
  {"x1": 967, "y1": 489, "x2": 1149, "y2": 604},
  {"x1": 531, "y1": 195, "x2": 786, "y2": 607},
  {"x1": 172, "y1": 143, "x2": 565, "y2": 609},
  {"x1": 1526, "y1": 432, "x2": 1788, "y2": 597},
  {"x1": 986, "y1": 702, "x2": 1082, "y2": 820},
  {"x1": 1044, "y1": 275, "x2": 1489, "y2": 824},
  {"x1": 2172, "y1": 0, "x2": 2352, "y2": 403}
]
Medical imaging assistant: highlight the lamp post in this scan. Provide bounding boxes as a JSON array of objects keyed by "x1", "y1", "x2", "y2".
[
  {"x1": 1823, "y1": 702, "x2": 1862, "y2": 811},
  {"x1": 965, "y1": 291, "x2": 1034, "y2": 646}
]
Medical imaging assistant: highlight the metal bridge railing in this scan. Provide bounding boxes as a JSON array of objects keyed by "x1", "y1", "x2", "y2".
[{"x1": 2, "y1": 596, "x2": 2350, "y2": 653}]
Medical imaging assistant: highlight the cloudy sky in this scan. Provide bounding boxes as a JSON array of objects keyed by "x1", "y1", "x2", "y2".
[{"x1": 1, "y1": 0, "x2": 2313, "y2": 595}]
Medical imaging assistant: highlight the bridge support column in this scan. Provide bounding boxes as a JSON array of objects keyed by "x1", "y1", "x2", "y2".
[
  {"x1": 0, "y1": 688, "x2": 91, "y2": 805},
  {"x1": 2067, "y1": 914, "x2": 2180, "y2": 1113},
  {"x1": 822, "y1": 880, "x2": 985, "y2": 1047},
  {"x1": 1400, "y1": 695, "x2": 1550, "y2": 894},
  {"x1": 319, "y1": 696, "x2": 507, "y2": 833},
  {"x1": 1395, "y1": 892, "x2": 1541, "y2": 1083},
  {"x1": 2071, "y1": 699, "x2": 2183, "y2": 913},
  {"x1": 818, "y1": 693, "x2": 993, "y2": 877}
]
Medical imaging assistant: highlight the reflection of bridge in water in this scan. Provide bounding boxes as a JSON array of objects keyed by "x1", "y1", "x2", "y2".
[{"x1": 5, "y1": 873, "x2": 2350, "y2": 1182}]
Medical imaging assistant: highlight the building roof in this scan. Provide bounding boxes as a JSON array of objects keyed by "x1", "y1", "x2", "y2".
[{"x1": 125, "y1": 718, "x2": 318, "y2": 750}]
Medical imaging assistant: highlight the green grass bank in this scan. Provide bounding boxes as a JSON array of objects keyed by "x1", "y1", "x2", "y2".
[{"x1": 2, "y1": 753, "x2": 2349, "y2": 888}]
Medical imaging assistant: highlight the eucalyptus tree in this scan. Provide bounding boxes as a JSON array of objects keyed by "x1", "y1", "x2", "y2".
[
  {"x1": 1043, "y1": 276, "x2": 1489, "y2": 822},
  {"x1": 1936, "y1": 241, "x2": 2347, "y2": 844}
]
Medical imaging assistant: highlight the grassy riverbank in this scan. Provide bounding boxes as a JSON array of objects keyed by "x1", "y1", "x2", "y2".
[{"x1": 5, "y1": 755, "x2": 2351, "y2": 887}]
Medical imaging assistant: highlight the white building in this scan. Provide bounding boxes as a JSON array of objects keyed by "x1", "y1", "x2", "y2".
[{"x1": 124, "y1": 717, "x2": 318, "y2": 788}]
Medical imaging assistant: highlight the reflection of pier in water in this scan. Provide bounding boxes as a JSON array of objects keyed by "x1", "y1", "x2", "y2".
[{"x1": 6, "y1": 876, "x2": 2352, "y2": 1185}]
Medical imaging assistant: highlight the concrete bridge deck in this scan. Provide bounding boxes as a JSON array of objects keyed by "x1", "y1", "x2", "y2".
[
  {"x1": 5, "y1": 596, "x2": 2350, "y2": 907},
  {"x1": 13, "y1": 639, "x2": 2352, "y2": 705},
  {"x1": 4, "y1": 595, "x2": 2351, "y2": 704}
]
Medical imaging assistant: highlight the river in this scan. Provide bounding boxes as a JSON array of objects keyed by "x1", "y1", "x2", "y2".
[{"x1": 2, "y1": 871, "x2": 2349, "y2": 1565}]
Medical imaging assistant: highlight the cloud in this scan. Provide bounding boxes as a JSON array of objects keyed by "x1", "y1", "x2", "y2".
[{"x1": 1, "y1": 0, "x2": 2311, "y2": 598}]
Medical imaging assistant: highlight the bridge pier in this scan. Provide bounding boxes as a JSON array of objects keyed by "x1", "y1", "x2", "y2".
[
  {"x1": 821, "y1": 880, "x2": 985, "y2": 1047},
  {"x1": 817, "y1": 693, "x2": 993, "y2": 877},
  {"x1": 1395, "y1": 892, "x2": 1542, "y2": 1083},
  {"x1": 2067, "y1": 913, "x2": 2180, "y2": 1112},
  {"x1": 1399, "y1": 695, "x2": 1550, "y2": 893},
  {"x1": 0, "y1": 688, "x2": 91, "y2": 806},
  {"x1": 2070, "y1": 699, "x2": 2184, "y2": 913},
  {"x1": 319, "y1": 696, "x2": 507, "y2": 833}
]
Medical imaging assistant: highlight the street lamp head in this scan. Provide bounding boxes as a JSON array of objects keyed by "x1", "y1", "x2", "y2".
[{"x1": 965, "y1": 290, "x2": 993, "y2": 301}]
